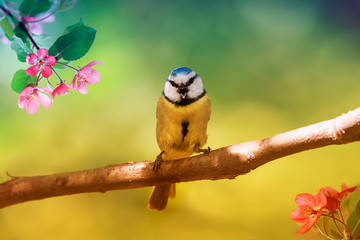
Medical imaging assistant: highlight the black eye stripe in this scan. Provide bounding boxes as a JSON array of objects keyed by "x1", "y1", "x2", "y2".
[
  {"x1": 168, "y1": 80, "x2": 179, "y2": 88},
  {"x1": 185, "y1": 74, "x2": 198, "y2": 87},
  {"x1": 167, "y1": 74, "x2": 198, "y2": 88}
]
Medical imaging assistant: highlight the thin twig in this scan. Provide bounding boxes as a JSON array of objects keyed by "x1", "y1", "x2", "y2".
[
  {"x1": 55, "y1": 62, "x2": 78, "y2": 71},
  {"x1": 315, "y1": 224, "x2": 336, "y2": 240}
]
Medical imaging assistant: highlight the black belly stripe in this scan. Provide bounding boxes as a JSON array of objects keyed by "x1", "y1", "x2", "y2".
[{"x1": 181, "y1": 121, "x2": 189, "y2": 141}]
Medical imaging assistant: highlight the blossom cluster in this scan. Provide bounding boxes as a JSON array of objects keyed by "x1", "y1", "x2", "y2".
[
  {"x1": 290, "y1": 183, "x2": 357, "y2": 238},
  {"x1": 0, "y1": 1, "x2": 100, "y2": 115},
  {"x1": 19, "y1": 48, "x2": 103, "y2": 114}
]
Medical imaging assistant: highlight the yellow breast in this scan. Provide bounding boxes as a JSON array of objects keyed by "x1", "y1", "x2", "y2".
[{"x1": 156, "y1": 94, "x2": 211, "y2": 160}]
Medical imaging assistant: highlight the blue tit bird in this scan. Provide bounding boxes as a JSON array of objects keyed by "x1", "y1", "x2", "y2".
[{"x1": 148, "y1": 67, "x2": 211, "y2": 211}]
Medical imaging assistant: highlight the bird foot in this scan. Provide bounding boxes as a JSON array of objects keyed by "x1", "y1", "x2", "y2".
[
  {"x1": 153, "y1": 151, "x2": 164, "y2": 172},
  {"x1": 197, "y1": 146, "x2": 211, "y2": 154}
]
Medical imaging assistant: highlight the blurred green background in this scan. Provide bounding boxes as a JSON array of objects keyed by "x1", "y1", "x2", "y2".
[{"x1": 1, "y1": 0, "x2": 360, "y2": 239}]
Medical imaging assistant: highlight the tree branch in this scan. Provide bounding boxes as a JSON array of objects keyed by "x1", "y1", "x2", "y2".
[{"x1": 1, "y1": 107, "x2": 360, "y2": 209}]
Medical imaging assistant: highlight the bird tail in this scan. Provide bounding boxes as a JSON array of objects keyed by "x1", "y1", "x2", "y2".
[{"x1": 148, "y1": 183, "x2": 176, "y2": 211}]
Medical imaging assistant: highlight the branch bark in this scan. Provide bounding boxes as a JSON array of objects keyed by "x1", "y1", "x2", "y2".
[{"x1": 1, "y1": 107, "x2": 360, "y2": 209}]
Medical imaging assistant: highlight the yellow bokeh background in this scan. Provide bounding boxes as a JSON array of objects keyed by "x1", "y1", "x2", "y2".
[{"x1": 1, "y1": 1, "x2": 360, "y2": 239}]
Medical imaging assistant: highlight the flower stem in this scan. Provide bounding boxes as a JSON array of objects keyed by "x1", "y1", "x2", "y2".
[
  {"x1": 352, "y1": 219, "x2": 360, "y2": 236},
  {"x1": 315, "y1": 224, "x2": 336, "y2": 240},
  {"x1": 55, "y1": 62, "x2": 79, "y2": 72},
  {"x1": 17, "y1": 21, "x2": 40, "y2": 49},
  {"x1": 51, "y1": 67, "x2": 63, "y2": 84},
  {"x1": 324, "y1": 214, "x2": 352, "y2": 238},
  {"x1": 331, "y1": 217, "x2": 344, "y2": 237},
  {"x1": 36, "y1": 74, "x2": 43, "y2": 86}
]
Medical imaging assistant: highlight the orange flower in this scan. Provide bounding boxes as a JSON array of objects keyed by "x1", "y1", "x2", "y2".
[
  {"x1": 290, "y1": 191, "x2": 327, "y2": 234},
  {"x1": 320, "y1": 183, "x2": 357, "y2": 214}
]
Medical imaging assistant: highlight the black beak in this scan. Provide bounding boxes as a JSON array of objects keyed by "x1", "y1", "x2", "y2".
[{"x1": 178, "y1": 87, "x2": 188, "y2": 99}]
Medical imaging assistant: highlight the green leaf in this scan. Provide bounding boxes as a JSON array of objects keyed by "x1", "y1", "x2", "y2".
[
  {"x1": 0, "y1": 20, "x2": 5, "y2": 37},
  {"x1": 316, "y1": 216, "x2": 332, "y2": 237},
  {"x1": 330, "y1": 229, "x2": 344, "y2": 239},
  {"x1": 347, "y1": 200, "x2": 360, "y2": 238},
  {"x1": 348, "y1": 210, "x2": 360, "y2": 237},
  {"x1": 11, "y1": 35, "x2": 32, "y2": 62},
  {"x1": 0, "y1": 17, "x2": 14, "y2": 40},
  {"x1": 13, "y1": 24, "x2": 28, "y2": 43},
  {"x1": 48, "y1": 19, "x2": 85, "y2": 58},
  {"x1": 11, "y1": 70, "x2": 37, "y2": 93},
  {"x1": 58, "y1": 0, "x2": 77, "y2": 11},
  {"x1": 63, "y1": 18, "x2": 84, "y2": 35},
  {"x1": 19, "y1": 0, "x2": 51, "y2": 16},
  {"x1": 356, "y1": 200, "x2": 360, "y2": 219},
  {"x1": 48, "y1": 42, "x2": 57, "y2": 57},
  {"x1": 52, "y1": 25, "x2": 96, "y2": 61},
  {"x1": 349, "y1": 188, "x2": 360, "y2": 213},
  {"x1": 32, "y1": 34, "x2": 52, "y2": 47}
]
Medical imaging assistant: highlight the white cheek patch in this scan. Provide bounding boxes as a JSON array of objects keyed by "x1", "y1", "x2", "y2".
[
  {"x1": 164, "y1": 81, "x2": 181, "y2": 102},
  {"x1": 187, "y1": 77, "x2": 204, "y2": 99}
]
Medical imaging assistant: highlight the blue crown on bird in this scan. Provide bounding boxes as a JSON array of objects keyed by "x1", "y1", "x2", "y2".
[{"x1": 170, "y1": 67, "x2": 193, "y2": 76}]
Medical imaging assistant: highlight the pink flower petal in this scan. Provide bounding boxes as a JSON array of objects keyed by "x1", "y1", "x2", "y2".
[
  {"x1": 290, "y1": 208, "x2": 308, "y2": 223},
  {"x1": 26, "y1": 96, "x2": 40, "y2": 114},
  {"x1": 51, "y1": 90, "x2": 56, "y2": 100},
  {"x1": 41, "y1": 65, "x2": 53, "y2": 78},
  {"x1": 57, "y1": 84, "x2": 69, "y2": 95},
  {"x1": 295, "y1": 193, "x2": 315, "y2": 208},
  {"x1": 70, "y1": 74, "x2": 78, "y2": 90},
  {"x1": 40, "y1": 14, "x2": 55, "y2": 23},
  {"x1": 77, "y1": 81, "x2": 88, "y2": 94},
  {"x1": 29, "y1": 22, "x2": 42, "y2": 35},
  {"x1": 38, "y1": 92, "x2": 52, "y2": 109},
  {"x1": 51, "y1": 84, "x2": 69, "y2": 100},
  {"x1": 296, "y1": 218, "x2": 316, "y2": 234},
  {"x1": 18, "y1": 96, "x2": 27, "y2": 109},
  {"x1": 85, "y1": 61, "x2": 104, "y2": 68},
  {"x1": 339, "y1": 184, "x2": 357, "y2": 200},
  {"x1": 1, "y1": 35, "x2": 10, "y2": 44},
  {"x1": 44, "y1": 55, "x2": 56, "y2": 66},
  {"x1": 26, "y1": 53, "x2": 38, "y2": 65},
  {"x1": 37, "y1": 48, "x2": 48, "y2": 59},
  {"x1": 298, "y1": 210, "x2": 323, "y2": 234},
  {"x1": 20, "y1": 86, "x2": 34, "y2": 96},
  {"x1": 320, "y1": 187, "x2": 339, "y2": 198},
  {"x1": 314, "y1": 191, "x2": 327, "y2": 208},
  {"x1": 86, "y1": 69, "x2": 101, "y2": 84},
  {"x1": 26, "y1": 65, "x2": 39, "y2": 76},
  {"x1": 325, "y1": 197, "x2": 340, "y2": 212},
  {"x1": 23, "y1": 16, "x2": 36, "y2": 21},
  {"x1": 78, "y1": 66, "x2": 92, "y2": 78},
  {"x1": 38, "y1": 87, "x2": 52, "y2": 95}
]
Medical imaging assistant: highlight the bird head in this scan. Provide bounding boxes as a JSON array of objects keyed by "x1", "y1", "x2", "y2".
[{"x1": 163, "y1": 67, "x2": 205, "y2": 105}]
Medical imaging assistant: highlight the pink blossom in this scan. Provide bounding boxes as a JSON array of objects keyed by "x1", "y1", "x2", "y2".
[
  {"x1": 51, "y1": 83, "x2": 70, "y2": 100},
  {"x1": 21, "y1": 15, "x2": 55, "y2": 35},
  {"x1": 26, "y1": 48, "x2": 56, "y2": 78},
  {"x1": 18, "y1": 86, "x2": 52, "y2": 114},
  {"x1": 0, "y1": 34, "x2": 10, "y2": 44},
  {"x1": 70, "y1": 61, "x2": 103, "y2": 94}
]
